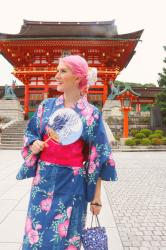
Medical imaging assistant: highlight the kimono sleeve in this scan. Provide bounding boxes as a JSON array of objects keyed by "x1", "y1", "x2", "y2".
[
  {"x1": 16, "y1": 101, "x2": 44, "y2": 180},
  {"x1": 89, "y1": 112, "x2": 118, "y2": 182}
]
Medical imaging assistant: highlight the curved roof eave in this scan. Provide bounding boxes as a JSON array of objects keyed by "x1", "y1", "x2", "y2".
[
  {"x1": 0, "y1": 19, "x2": 143, "y2": 41},
  {"x1": 0, "y1": 33, "x2": 143, "y2": 41}
]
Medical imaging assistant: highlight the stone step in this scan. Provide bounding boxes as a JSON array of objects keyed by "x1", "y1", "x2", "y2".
[
  {"x1": 4, "y1": 125, "x2": 26, "y2": 128},
  {"x1": 1, "y1": 134, "x2": 24, "y2": 137},
  {"x1": 2, "y1": 129, "x2": 25, "y2": 132},
  {"x1": 0, "y1": 142, "x2": 23, "y2": 146},
  {"x1": 6, "y1": 124, "x2": 26, "y2": 126},
  {"x1": 0, "y1": 120, "x2": 28, "y2": 149},
  {"x1": 2, "y1": 129, "x2": 25, "y2": 133},
  {"x1": 4, "y1": 126, "x2": 26, "y2": 129},
  {"x1": 2, "y1": 133, "x2": 24, "y2": 136},
  {"x1": 2, "y1": 135, "x2": 25, "y2": 139},
  {"x1": 5, "y1": 122, "x2": 27, "y2": 126},
  {"x1": 0, "y1": 145, "x2": 22, "y2": 150},
  {"x1": 2, "y1": 129, "x2": 25, "y2": 134},
  {"x1": 3, "y1": 126, "x2": 26, "y2": 129},
  {"x1": 4, "y1": 128, "x2": 26, "y2": 131},
  {"x1": 1, "y1": 141, "x2": 23, "y2": 145},
  {"x1": 1, "y1": 138, "x2": 23, "y2": 143},
  {"x1": 3, "y1": 125, "x2": 26, "y2": 128},
  {"x1": 1, "y1": 138, "x2": 23, "y2": 142},
  {"x1": 3, "y1": 126, "x2": 26, "y2": 131},
  {"x1": 5, "y1": 124, "x2": 27, "y2": 126},
  {"x1": 2, "y1": 135, "x2": 24, "y2": 138},
  {"x1": 0, "y1": 146, "x2": 23, "y2": 149},
  {"x1": 0, "y1": 107, "x2": 23, "y2": 110},
  {"x1": 7, "y1": 122, "x2": 27, "y2": 124},
  {"x1": 3, "y1": 129, "x2": 25, "y2": 133},
  {"x1": 1, "y1": 142, "x2": 23, "y2": 145},
  {"x1": 3, "y1": 121, "x2": 27, "y2": 125}
]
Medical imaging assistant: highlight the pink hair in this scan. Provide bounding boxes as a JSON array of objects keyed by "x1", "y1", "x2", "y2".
[{"x1": 59, "y1": 55, "x2": 88, "y2": 89}]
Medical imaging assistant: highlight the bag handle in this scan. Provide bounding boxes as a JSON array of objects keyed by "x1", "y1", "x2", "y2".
[{"x1": 91, "y1": 215, "x2": 101, "y2": 228}]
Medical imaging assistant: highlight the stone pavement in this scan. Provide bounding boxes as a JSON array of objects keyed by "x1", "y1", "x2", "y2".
[
  {"x1": 1, "y1": 150, "x2": 166, "y2": 250},
  {"x1": 0, "y1": 150, "x2": 123, "y2": 250},
  {"x1": 105, "y1": 151, "x2": 166, "y2": 250}
]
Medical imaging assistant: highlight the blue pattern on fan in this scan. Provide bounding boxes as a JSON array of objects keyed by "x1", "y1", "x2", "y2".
[{"x1": 48, "y1": 108, "x2": 83, "y2": 145}]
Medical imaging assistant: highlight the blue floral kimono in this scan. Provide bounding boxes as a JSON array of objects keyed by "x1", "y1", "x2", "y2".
[{"x1": 16, "y1": 95, "x2": 117, "y2": 250}]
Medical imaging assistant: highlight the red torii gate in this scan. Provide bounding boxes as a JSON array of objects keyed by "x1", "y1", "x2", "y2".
[{"x1": 0, "y1": 20, "x2": 143, "y2": 118}]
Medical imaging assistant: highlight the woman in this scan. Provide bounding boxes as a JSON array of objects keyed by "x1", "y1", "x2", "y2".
[{"x1": 17, "y1": 55, "x2": 117, "y2": 250}]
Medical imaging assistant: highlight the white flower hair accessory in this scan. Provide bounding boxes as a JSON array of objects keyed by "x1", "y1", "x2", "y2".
[{"x1": 87, "y1": 67, "x2": 97, "y2": 86}]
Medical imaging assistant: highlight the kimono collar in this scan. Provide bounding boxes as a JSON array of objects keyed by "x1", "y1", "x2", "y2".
[{"x1": 55, "y1": 94, "x2": 88, "y2": 111}]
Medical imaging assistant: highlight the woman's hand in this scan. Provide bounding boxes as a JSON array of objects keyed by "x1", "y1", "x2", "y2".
[
  {"x1": 90, "y1": 199, "x2": 102, "y2": 215},
  {"x1": 30, "y1": 140, "x2": 45, "y2": 154},
  {"x1": 90, "y1": 178, "x2": 102, "y2": 215}
]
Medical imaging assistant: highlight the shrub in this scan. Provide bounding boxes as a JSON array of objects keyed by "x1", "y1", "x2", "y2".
[
  {"x1": 151, "y1": 138, "x2": 162, "y2": 145},
  {"x1": 134, "y1": 139, "x2": 141, "y2": 145},
  {"x1": 130, "y1": 129, "x2": 139, "y2": 137},
  {"x1": 140, "y1": 138, "x2": 151, "y2": 145},
  {"x1": 140, "y1": 128, "x2": 152, "y2": 137},
  {"x1": 135, "y1": 133, "x2": 146, "y2": 139},
  {"x1": 154, "y1": 130, "x2": 164, "y2": 136},
  {"x1": 125, "y1": 139, "x2": 136, "y2": 146},
  {"x1": 161, "y1": 137, "x2": 166, "y2": 145},
  {"x1": 149, "y1": 133, "x2": 162, "y2": 139}
]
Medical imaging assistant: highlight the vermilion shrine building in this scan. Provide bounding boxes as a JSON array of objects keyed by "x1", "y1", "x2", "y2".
[{"x1": 0, "y1": 20, "x2": 144, "y2": 117}]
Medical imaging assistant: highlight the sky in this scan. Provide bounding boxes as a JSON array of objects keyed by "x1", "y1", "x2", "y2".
[{"x1": 0, "y1": 0, "x2": 165, "y2": 86}]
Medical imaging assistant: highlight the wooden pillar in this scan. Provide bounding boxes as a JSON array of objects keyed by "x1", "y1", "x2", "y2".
[
  {"x1": 123, "y1": 109, "x2": 129, "y2": 138},
  {"x1": 24, "y1": 84, "x2": 29, "y2": 119},
  {"x1": 44, "y1": 84, "x2": 49, "y2": 99},
  {"x1": 136, "y1": 103, "x2": 141, "y2": 112},
  {"x1": 44, "y1": 77, "x2": 49, "y2": 99},
  {"x1": 102, "y1": 81, "x2": 108, "y2": 105}
]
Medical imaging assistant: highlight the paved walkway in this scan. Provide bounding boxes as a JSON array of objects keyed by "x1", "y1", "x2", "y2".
[
  {"x1": 1, "y1": 150, "x2": 166, "y2": 250},
  {"x1": 105, "y1": 151, "x2": 166, "y2": 250},
  {"x1": 0, "y1": 150, "x2": 123, "y2": 250}
]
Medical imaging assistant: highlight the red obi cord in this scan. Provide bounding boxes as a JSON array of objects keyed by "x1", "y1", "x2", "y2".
[{"x1": 40, "y1": 135, "x2": 85, "y2": 167}]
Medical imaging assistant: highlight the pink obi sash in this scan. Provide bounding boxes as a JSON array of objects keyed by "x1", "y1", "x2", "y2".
[{"x1": 40, "y1": 135, "x2": 85, "y2": 167}]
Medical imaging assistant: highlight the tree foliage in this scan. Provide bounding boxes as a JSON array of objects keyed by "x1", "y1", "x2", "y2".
[
  {"x1": 156, "y1": 46, "x2": 166, "y2": 125},
  {"x1": 158, "y1": 46, "x2": 166, "y2": 88},
  {"x1": 114, "y1": 80, "x2": 156, "y2": 88},
  {"x1": 156, "y1": 89, "x2": 166, "y2": 124}
]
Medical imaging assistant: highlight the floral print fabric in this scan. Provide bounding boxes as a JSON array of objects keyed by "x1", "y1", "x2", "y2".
[
  {"x1": 17, "y1": 95, "x2": 117, "y2": 249},
  {"x1": 22, "y1": 161, "x2": 87, "y2": 250},
  {"x1": 17, "y1": 95, "x2": 117, "y2": 199}
]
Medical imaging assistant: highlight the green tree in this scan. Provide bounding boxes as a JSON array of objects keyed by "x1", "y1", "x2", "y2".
[
  {"x1": 114, "y1": 80, "x2": 156, "y2": 88},
  {"x1": 143, "y1": 83, "x2": 156, "y2": 87},
  {"x1": 156, "y1": 90, "x2": 166, "y2": 124},
  {"x1": 156, "y1": 46, "x2": 166, "y2": 125},
  {"x1": 158, "y1": 46, "x2": 166, "y2": 88}
]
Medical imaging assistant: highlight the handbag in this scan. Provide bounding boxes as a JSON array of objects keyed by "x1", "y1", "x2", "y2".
[{"x1": 81, "y1": 215, "x2": 108, "y2": 250}]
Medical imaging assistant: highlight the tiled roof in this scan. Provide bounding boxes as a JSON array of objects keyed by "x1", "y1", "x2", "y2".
[{"x1": 0, "y1": 20, "x2": 143, "y2": 40}]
